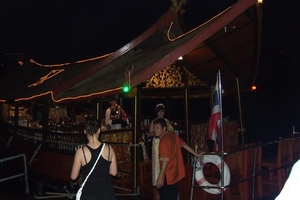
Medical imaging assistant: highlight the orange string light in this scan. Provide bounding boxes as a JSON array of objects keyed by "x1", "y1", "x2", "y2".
[{"x1": 28, "y1": 69, "x2": 64, "y2": 87}]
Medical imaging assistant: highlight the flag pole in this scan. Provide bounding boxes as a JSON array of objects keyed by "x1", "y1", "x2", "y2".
[
  {"x1": 218, "y1": 70, "x2": 224, "y2": 154},
  {"x1": 218, "y1": 70, "x2": 225, "y2": 200},
  {"x1": 207, "y1": 70, "x2": 225, "y2": 198}
]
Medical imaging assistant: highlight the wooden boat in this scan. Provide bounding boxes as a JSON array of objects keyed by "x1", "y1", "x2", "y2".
[{"x1": 0, "y1": 0, "x2": 274, "y2": 199}]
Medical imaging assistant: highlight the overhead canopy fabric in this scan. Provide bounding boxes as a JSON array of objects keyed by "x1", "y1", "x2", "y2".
[
  {"x1": 0, "y1": 57, "x2": 108, "y2": 103},
  {"x1": 0, "y1": 0, "x2": 261, "y2": 103}
]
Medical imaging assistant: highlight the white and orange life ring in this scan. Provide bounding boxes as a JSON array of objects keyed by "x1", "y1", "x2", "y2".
[{"x1": 195, "y1": 155, "x2": 231, "y2": 194}]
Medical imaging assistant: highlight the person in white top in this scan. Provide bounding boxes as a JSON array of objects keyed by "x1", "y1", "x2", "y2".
[
  {"x1": 275, "y1": 159, "x2": 300, "y2": 200},
  {"x1": 148, "y1": 103, "x2": 174, "y2": 200},
  {"x1": 105, "y1": 99, "x2": 122, "y2": 130}
]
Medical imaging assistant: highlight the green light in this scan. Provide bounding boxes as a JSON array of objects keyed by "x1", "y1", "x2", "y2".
[{"x1": 123, "y1": 85, "x2": 130, "y2": 93}]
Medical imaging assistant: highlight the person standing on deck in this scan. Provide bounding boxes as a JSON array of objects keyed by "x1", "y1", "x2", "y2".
[
  {"x1": 275, "y1": 159, "x2": 300, "y2": 200},
  {"x1": 153, "y1": 118, "x2": 204, "y2": 200},
  {"x1": 149, "y1": 103, "x2": 174, "y2": 200},
  {"x1": 70, "y1": 117, "x2": 118, "y2": 199},
  {"x1": 105, "y1": 99, "x2": 123, "y2": 130}
]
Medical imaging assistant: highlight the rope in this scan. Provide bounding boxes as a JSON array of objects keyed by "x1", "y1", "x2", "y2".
[
  {"x1": 29, "y1": 143, "x2": 42, "y2": 167},
  {"x1": 6, "y1": 135, "x2": 13, "y2": 147},
  {"x1": 126, "y1": 142, "x2": 142, "y2": 155},
  {"x1": 34, "y1": 192, "x2": 75, "y2": 199},
  {"x1": 126, "y1": 142, "x2": 148, "y2": 159},
  {"x1": 128, "y1": 142, "x2": 141, "y2": 147}
]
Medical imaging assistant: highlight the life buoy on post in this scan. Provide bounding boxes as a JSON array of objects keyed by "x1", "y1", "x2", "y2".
[{"x1": 194, "y1": 155, "x2": 231, "y2": 194}]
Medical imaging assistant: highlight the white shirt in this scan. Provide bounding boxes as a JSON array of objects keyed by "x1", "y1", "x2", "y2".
[{"x1": 275, "y1": 159, "x2": 300, "y2": 200}]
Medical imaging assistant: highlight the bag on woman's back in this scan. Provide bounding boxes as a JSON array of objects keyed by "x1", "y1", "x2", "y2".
[{"x1": 76, "y1": 187, "x2": 82, "y2": 200}]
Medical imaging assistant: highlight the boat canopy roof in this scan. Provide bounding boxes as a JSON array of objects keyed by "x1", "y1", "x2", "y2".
[{"x1": 0, "y1": 0, "x2": 262, "y2": 103}]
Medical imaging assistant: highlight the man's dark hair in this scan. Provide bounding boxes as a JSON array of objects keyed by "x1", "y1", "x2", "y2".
[
  {"x1": 85, "y1": 117, "x2": 100, "y2": 135},
  {"x1": 153, "y1": 118, "x2": 167, "y2": 129}
]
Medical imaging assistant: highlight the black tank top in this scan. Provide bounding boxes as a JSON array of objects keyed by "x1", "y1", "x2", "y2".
[{"x1": 80, "y1": 143, "x2": 115, "y2": 200}]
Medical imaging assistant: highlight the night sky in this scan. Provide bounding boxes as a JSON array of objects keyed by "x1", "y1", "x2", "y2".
[
  {"x1": 1, "y1": 0, "x2": 300, "y2": 142},
  {"x1": 245, "y1": 0, "x2": 300, "y2": 141},
  {"x1": 0, "y1": 0, "x2": 237, "y2": 63}
]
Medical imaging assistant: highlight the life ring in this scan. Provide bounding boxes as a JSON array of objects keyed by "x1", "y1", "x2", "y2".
[{"x1": 194, "y1": 155, "x2": 231, "y2": 194}]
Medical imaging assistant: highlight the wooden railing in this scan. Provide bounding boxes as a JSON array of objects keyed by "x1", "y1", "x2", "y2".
[{"x1": 190, "y1": 135, "x2": 300, "y2": 200}]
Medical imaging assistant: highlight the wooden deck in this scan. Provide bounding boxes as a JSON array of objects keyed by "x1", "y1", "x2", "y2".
[
  {"x1": 136, "y1": 164, "x2": 280, "y2": 200},
  {"x1": 0, "y1": 165, "x2": 280, "y2": 200}
]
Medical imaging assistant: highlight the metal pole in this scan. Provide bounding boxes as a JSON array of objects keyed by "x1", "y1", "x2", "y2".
[
  {"x1": 133, "y1": 96, "x2": 138, "y2": 191},
  {"x1": 0, "y1": 154, "x2": 29, "y2": 194},
  {"x1": 184, "y1": 87, "x2": 190, "y2": 164},
  {"x1": 23, "y1": 154, "x2": 29, "y2": 194},
  {"x1": 236, "y1": 77, "x2": 245, "y2": 144},
  {"x1": 218, "y1": 70, "x2": 225, "y2": 200},
  {"x1": 251, "y1": 147, "x2": 258, "y2": 199},
  {"x1": 189, "y1": 156, "x2": 196, "y2": 200},
  {"x1": 96, "y1": 102, "x2": 100, "y2": 120},
  {"x1": 133, "y1": 86, "x2": 142, "y2": 194}
]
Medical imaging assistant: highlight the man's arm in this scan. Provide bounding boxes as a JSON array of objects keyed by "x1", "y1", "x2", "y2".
[
  {"x1": 181, "y1": 143, "x2": 204, "y2": 157},
  {"x1": 156, "y1": 158, "x2": 168, "y2": 188},
  {"x1": 105, "y1": 108, "x2": 112, "y2": 126}
]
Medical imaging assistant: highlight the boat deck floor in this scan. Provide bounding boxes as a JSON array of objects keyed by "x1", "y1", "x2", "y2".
[
  {"x1": 0, "y1": 167, "x2": 280, "y2": 200},
  {"x1": 0, "y1": 148, "x2": 280, "y2": 200}
]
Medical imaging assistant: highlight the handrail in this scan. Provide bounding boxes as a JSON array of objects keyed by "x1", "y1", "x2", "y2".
[
  {"x1": 190, "y1": 134, "x2": 300, "y2": 199},
  {"x1": 0, "y1": 153, "x2": 29, "y2": 195}
]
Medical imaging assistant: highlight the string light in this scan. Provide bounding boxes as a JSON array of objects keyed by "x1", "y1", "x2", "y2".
[
  {"x1": 13, "y1": 87, "x2": 122, "y2": 103},
  {"x1": 0, "y1": 53, "x2": 117, "y2": 102},
  {"x1": 29, "y1": 53, "x2": 113, "y2": 68},
  {"x1": 28, "y1": 69, "x2": 64, "y2": 87}
]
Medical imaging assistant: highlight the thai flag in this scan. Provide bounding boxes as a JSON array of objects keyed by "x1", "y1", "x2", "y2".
[{"x1": 208, "y1": 77, "x2": 221, "y2": 151}]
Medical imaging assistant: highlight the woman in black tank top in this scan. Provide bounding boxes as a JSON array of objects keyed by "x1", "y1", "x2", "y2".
[{"x1": 70, "y1": 117, "x2": 118, "y2": 199}]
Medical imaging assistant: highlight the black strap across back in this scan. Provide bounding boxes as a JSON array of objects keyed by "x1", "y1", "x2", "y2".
[{"x1": 82, "y1": 143, "x2": 110, "y2": 164}]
